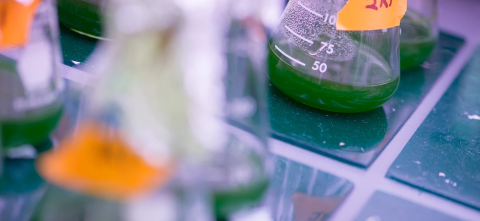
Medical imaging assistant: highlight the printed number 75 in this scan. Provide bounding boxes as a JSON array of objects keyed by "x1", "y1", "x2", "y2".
[{"x1": 320, "y1": 42, "x2": 334, "y2": 54}]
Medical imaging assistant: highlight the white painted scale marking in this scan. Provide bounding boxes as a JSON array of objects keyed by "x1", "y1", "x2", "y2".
[
  {"x1": 285, "y1": 25, "x2": 313, "y2": 44},
  {"x1": 275, "y1": 45, "x2": 306, "y2": 66},
  {"x1": 298, "y1": 2, "x2": 336, "y2": 25},
  {"x1": 298, "y1": 1, "x2": 323, "y2": 18}
]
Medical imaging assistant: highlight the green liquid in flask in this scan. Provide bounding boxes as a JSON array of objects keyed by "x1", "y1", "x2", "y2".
[
  {"x1": 2, "y1": 107, "x2": 63, "y2": 148},
  {"x1": 212, "y1": 150, "x2": 270, "y2": 220},
  {"x1": 400, "y1": 10, "x2": 438, "y2": 70},
  {"x1": 57, "y1": 0, "x2": 103, "y2": 38},
  {"x1": 267, "y1": 42, "x2": 399, "y2": 113},
  {"x1": 0, "y1": 56, "x2": 63, "y2": 148},
  {"x1": 213, "y1": 178, "x2": 269, "y2": 220}
]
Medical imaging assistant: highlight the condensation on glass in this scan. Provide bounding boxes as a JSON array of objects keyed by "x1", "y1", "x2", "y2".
[{"x1": 268, "y1": 0, "x2": 401, "y2": 113}]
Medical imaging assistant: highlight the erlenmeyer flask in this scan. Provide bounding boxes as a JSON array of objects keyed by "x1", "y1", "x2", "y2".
[
  {"x1": 36, "y1": 0, "x2": 213, "y2": 220},
  {"x1": 0, "y1": 0, "x2": 64, "y2": 151},
  {"x1": 176, "y1": 0, "x2": 276, "y2": 219},
  {"x1": 37, "y1": 0, "x2": 183, "y2": 202},
  {"x1": 268, "y1": 0, "x2": 400, "y2": 113},
  {"x1": 400, "y1": 0, "x2": 438, "y2": 69},
  {"x1": 57, "y1": 0, "x2": 104, "y2": 38}
]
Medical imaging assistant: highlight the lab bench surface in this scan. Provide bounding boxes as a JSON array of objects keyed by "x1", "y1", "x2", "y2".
[{"x1": 18, "y1": 22, "x2": 480, "y2": 220}]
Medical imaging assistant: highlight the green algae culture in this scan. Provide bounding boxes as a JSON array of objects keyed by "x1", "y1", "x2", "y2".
[
  {"x1": 267, "y1": 0, "x2": 400, "y2": 113},
  {"x1": 400, "y1": 9, "x2": 438, "y2": 69},
  {"x1": 0, "y1": 55, "x2": 63, "y2": 149}
]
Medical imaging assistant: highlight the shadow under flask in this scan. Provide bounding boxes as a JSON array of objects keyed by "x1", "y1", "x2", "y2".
[{"x1": 268, "y1": 0, "x2": 401, "y2": 113}]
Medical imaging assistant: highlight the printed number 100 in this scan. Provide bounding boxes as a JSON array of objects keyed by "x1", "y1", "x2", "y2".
[{"x1": 312, "y1": 61, "x2": 327, "y2": 73}]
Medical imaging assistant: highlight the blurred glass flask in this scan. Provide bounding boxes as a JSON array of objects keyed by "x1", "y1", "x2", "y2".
[
  {"x1": 0, "y1": 0, "x2": 64, "y2": 153},
  {"x1": 38, "y1": 0, "x2": 184, "y2": 203},
  {"x1": 34, "y1": 0, "x2": 213, "y2": 220},
  {"x1": 175, "y1": 0, "x2": 281, "y2": 219},
  {"x1": 400, "y1": 0, "x2": 438, "y2": 69}
]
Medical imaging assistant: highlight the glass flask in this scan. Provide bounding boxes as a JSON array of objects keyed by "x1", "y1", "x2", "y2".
[
  {"x1": 271, "y1": 156, "x2": 352, "y2": 221},
  {"x1": 400, "y1": 0, "x2": 438, "y2": 69},
  {"x1": 268, "y1": 0, "x2": 400, "y2": 113},
  {"x1": 0, "y1": 0, "x2": 64, "y2": 151},
  {"x1": 176, "y1": 0, "x2": 276, "y2": 219},
  {"x1": 36, "y1": 0, "x2": 185, "y2": 202},
  {"x1": 57, "y1": 0, "x2": 104, "y2": 38},
  {"x1": 34, "y1": 0, "x2": 213, "y2": 220}
]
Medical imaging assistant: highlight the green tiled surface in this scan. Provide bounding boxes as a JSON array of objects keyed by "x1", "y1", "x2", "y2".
[
  {"x1": 355, "y1": 191, "x2": 460, "y2": 221},
  {"x1": 57, "y1": 27, "x2": 466, "y2": 168},
  {"x1": 0, "y1": 159, "x2": 44, "y2": 195},
  {"x1": 51, "y1": 67, "x2": 355, "y2": 220},
  {"x1": 57, "y1": 26, "x2": 477, "y2": 218},
  {"x1": 387, "y1": 46, "x2": 480, "y2": 210},
  {"x1": 59, "y1": 25, "x2": 98, "y2": 67},
  {"x1": 271, "y1": 156, "x2": 353, "y2": 221},
  {"x1": 268, "y1": 32, "x2": 465, "y2": 167}
]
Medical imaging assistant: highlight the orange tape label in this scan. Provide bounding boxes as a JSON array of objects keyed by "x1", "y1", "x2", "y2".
[
  {"x1": 37, "y1": 122, "x2": 172, "y2": 200},
  {"x1": 336, "y1": 0, "x2": 407, "y2": 31},
  {"x1": 0, "y1": 0, "x2": 41, "y2": 48}
]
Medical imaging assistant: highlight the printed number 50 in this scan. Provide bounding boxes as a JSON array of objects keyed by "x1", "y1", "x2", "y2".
[{"x1": 312, "y1": 61, "x2": 327, "y2": 73}]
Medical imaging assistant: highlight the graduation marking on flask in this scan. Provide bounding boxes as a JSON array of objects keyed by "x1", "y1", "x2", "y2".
[
  {"x1": 285, "y1": 25, "x2": 313, "y2": 44},
  {"x1": 275, "y1": 45, "x2": 306, "y2": 66},
  {"x1": 298, "y1": 1, "x2": 337, "y2": 26}
]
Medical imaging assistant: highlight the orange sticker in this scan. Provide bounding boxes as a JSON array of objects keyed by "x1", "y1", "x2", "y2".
[
  {"x1": 336, "y1": 0, "x2": 407, "y2": 31},
  {"x1": 0, "y1": 0, "x2": 41, "y2": 48},
  {"x1": 37, "y1": 121, "x2": 173, "y2": 201}
]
